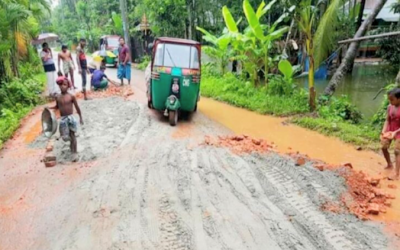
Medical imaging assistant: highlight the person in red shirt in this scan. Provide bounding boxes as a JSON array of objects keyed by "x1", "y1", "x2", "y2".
[{"x1": 381, "y1": 88, "x2": 400, "y2": 180}]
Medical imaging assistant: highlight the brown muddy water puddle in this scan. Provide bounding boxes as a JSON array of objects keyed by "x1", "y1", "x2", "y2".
[{"x1": 199, "y1": 98, "x2": 400, "y2": 224}]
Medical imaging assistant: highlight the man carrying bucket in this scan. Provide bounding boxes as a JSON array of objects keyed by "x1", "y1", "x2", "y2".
[{"x1": 117, "y1": 37, "x2": 131, "y2": 86}]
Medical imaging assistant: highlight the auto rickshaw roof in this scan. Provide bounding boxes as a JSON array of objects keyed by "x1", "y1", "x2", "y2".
[
  {"x1": 156, "y1": 37, "x2": 200, "y2": 46},
  {"x1": 101, "y1": 35, "x2": 120, "y2": 39}
]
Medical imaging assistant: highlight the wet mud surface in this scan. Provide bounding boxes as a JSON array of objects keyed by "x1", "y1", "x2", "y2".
[
  {"x1": 30, "y1": 97, "x2": 139, "y2": 163},
  {"x1": 0, "y1": 96, "x2": 395, "y2": 250}
]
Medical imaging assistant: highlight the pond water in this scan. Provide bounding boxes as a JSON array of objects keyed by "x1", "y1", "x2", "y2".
[{"x1": 295, "y1": 65, "x2": 397, "y2": 119}]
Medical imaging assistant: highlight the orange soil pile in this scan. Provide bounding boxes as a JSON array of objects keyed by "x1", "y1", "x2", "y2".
[
  {"x1": 340, "y1": 169, "x2": 395, "y2": 220},
  {"x1": 310, "y1": 160, "x2": 395, "y2": 219},
  {"x1": 75, "y1": 85, "x2": 134, "y2": 99},
  {"x1": 203, "y1": 135, "x2": 275, "y2": 154}
]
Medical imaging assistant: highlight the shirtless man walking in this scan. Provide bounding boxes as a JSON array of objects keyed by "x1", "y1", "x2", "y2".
[{"x1": 58, "y1": 45, "x2": 76, "y2": 89}]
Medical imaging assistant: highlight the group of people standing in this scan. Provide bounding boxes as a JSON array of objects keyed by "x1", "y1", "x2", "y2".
[
  {"x1": 41, "y1": 37, "x2": 131, "y2": 161},
  {"x1": 40, "y1": 37, "x2": 131, "y2": 100}
]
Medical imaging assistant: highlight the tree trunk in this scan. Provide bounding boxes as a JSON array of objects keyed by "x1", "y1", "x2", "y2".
[
  {"x1": 187, "y1": 1, "x2": 192, "y2": 39},
  {"x1": 396, "y1": 69, "x2": 400, "y2": 86},
  {"x1": 347, "y1": 0, "x2": 368, "y2": 73},
  {"x1": 283, "y1": 19, "x2": 295, "y2": 57},
  {"x1": 357, "y1": 0, "x2": 366, "y2": 29},
  {"x1": 307, "y1": 38, "x2": 316, "y2": 111},
  {"x1": 309, "y1": 56, "x2": 316, "y2": 111},
  {"x1": 324, "y1": 0, "x2": 387, "y2": 97}
]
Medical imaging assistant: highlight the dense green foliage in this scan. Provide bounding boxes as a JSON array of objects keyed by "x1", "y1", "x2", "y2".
[
  {"x1": 52, "y1": 0, "x2": 127, "y2": 50},
  {"x1": 197, "y1": 0, "x2": 292, "y2": 84},
  {"x1": 134, "y1": 0, "x2": 247, "y2": 40},
  {"x1": 201, "y1": 64, "x2": 309, "y2": 116},
  {"x1": 0, "y1": 72, "x2": 45, "y2": 148},
  {"x1": 137, "y1": 55, "x2": 150, "y2": 70},
  {"x1": 0, "y1": 0, "x2": 48, "y2": 148},
  {"x1": 371, "y1": 84, "x2": 396, "y2": 128},
  {"x1": 377, "y1": 27, "x2": 400, "y2": 67},
  {"x1": 318, "y1": 96, "x2": 363, "y2": 124},
  {"x1": 0, "y1": 0, "x2": 49, "y2": 80}
]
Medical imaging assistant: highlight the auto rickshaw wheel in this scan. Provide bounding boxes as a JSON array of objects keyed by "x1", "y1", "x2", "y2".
[
  {"x1": 169, "y1": 110, "x2": 178, "y2": 126},
  {"x1": 147, "y1": 100, "x2": 153, "y2": 109},
  {"x1": 194, "y1": 103, "x2": 197, "y2": 112}
]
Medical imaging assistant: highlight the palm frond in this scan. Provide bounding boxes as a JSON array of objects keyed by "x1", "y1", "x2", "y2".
[
  {"x1": 15, "y1": 31, "x2": 28, "y2": 57},
  {"x1": 392, "y1": 0, "x2": 400, "y2": 13},
  {"x1": 313, "y1": 0, "x2": 341, "y2": 68},
  {"x1": 29, "y1": 0, "x2": 51, "y2": 13}
]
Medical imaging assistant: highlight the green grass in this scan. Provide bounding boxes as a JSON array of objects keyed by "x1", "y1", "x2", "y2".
[
  {"x1": 0, "y1": 72, "x2": 45, "y2": 149},
  {"x1": 291, "y1": 117, "x2": 381, "y2": 151},
  {"x1": 202, "y1": 73, "x2": 309, "y2": 116},
  {"x1": 0, "y1": 107, "x2": 33, "y2": 149}
]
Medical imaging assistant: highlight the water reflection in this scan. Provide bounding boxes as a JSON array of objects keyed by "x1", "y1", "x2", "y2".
[{"x1": 295, "y1": 65, "x2": 397, "y2": 119}]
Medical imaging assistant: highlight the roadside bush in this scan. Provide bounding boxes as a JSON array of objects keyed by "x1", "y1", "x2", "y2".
[
  {"x1": 376, "y1": 30, "x2": 400, "y2": 67},
  {"x1": 0, "y1": 74, "x2": 45, "y2": 148},
  {"x1": 371, "y1": 84, "x2": 395, "y2": 128},
  {"x1": 318, "y1": 96, "x2": 363, "y2": 124},
  {"x1": 201, "y1": 71, "x2": 309, "y2": 116},
  {"x1": 0, "y1": 78, "x2": 44, "y2": 111},
  {"x1": 137, "y1": 55, "x2": 150, "y2": 70},
  {"x1": 0, "y1": 107, "x2": 32, "y2": 148},
  {"x1": 266, "y1": 76, "x2": 296, "y2": 96}
]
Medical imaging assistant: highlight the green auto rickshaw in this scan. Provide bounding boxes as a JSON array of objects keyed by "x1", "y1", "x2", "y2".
[
  {"x1": 147, "y1": 37, "x2": 201, "y2": 126},
  {"x1": 100, "y1": 35, "x2": 119, "y2": 67}
]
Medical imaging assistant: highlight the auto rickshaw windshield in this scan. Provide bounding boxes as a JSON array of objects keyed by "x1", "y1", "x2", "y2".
[
  {"x1": 107, "y1": 37, "x2": 119, "y2": 47},
  {"x1": 154, "y1": 43, "x2": 199, "y2": 69}
]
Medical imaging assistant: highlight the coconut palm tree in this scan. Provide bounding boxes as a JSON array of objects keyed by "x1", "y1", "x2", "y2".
[{"x1": 0, "y1": 0, "x2": 50, "y2": 79}]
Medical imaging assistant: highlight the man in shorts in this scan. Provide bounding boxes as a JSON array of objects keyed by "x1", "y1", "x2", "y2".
[
  {"x1": 76, "y1": 38, "x2": 90, "y2": 100},
  {"x1": 58, "y1": 45, "x2": 76, "y2": 89}
]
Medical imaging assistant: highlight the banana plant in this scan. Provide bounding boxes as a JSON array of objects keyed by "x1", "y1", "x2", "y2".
[
  {"x1": 297, "y1": 0, "x2": 342, "y2": 111},
  {"x1": 196, "y1": 27, "x2": 232, "y2": 74},
  {"x1": 197, "y1": 0, "x2": 292, "y2": 84},
  {"x1": 239, "y1": 0, "x2": 291, "y2": 84}
]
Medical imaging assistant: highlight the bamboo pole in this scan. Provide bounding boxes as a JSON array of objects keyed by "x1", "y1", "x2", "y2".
[{"x1": 338, "y1": 31, "x2": 400, "y2": 44}]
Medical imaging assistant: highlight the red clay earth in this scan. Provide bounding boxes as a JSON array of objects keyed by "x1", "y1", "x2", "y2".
[
  {"x1": 203, "y1": 134, "x2": 276, "y2": 154},
  {"x1": 339, "y1": 169, "x2": 395, "y2": 219},
  {"x1": 75, "y1": 85, "x2": 134, "y2": 99},
  {"x1": 204, "y1": 134, "x2": 397, "y2": 220}
]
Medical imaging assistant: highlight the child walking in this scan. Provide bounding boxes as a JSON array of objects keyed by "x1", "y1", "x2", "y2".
[
  {"x1": 50, "y1": 79, "x2": 83, "y2": 162},
  {"x1": 381, "y1": 88, "x2": 400, "y2": 180}
]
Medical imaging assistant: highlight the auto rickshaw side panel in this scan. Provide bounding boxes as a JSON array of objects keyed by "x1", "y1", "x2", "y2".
[
  {"x1": 179, "y1": 70, "x2": 200, "y2": 112},
  {"x1": 151, "y1": 72, "x2": 173, "y2": 110}
]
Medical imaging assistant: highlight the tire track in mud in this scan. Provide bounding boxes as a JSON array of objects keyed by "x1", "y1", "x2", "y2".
[
  {"x1": 247, "y1": 154, "x2": 387, "y2": 250},
  {"x1": 195, "y1": 147, "x2": 315, "y2": 250},
  {"x1": 4, "y1": 98, "x2": 390, "y2": 250}
]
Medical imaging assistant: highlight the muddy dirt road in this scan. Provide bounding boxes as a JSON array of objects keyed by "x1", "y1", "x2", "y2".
[{"x1": 0, "y1": 69, "x2": 395, "y2": 249}]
